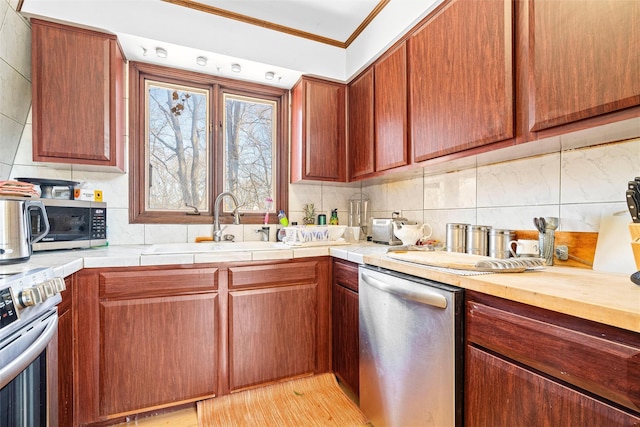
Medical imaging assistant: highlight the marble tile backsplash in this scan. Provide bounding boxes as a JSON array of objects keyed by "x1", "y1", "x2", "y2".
[
  {"x1": 362, "y1": 138, "x2": 639, "y2": 243},
  {"x1": 0, "y1": 0, "x2": 31, "y2": 180}
]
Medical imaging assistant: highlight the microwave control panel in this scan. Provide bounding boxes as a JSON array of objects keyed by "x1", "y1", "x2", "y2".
[{"x1": 91, "y1": 208, "x2": 107, "y2": 240}]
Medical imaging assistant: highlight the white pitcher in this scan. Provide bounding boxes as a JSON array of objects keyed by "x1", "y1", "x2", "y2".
[{"x1": 392, "y1": 222, "x2": 433, "y2": 246}]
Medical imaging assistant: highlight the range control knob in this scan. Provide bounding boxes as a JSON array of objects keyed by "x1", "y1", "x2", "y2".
[
  {"x1": 18, "y1": 287, "x2": 43, "y2": 308},
  {"x1": 52, "y1": 277, "x2": 66, "y2": 293}
]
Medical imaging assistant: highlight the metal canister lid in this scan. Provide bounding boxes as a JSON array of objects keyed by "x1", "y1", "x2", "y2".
[
  {"x1": 489, "y1": 228, "x2": 515, "y2": 236},
  {"x1": 446, "y1": 223, "x2": 469, "y2": 229}
]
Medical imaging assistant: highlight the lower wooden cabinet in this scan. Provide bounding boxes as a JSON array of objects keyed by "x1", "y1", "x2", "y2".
[
  {"x1": 227, "y1": 259, "x2": 331, "y2": 391},
  {"x1": 331, "y1": 258, "x2": 360, "y2": 397},
  {"x1": 58, "y1": 275, "x2": 74, "y2": 427},
  {"x1": 465, "y1": 291, "x2": 640, "y2": 426},
  {"x1": 466, "y1": 346, "x2": 640, "y2": 426},
  {"x1": 75, "y1": 267, "x2": 219, "y2": 425},
  {"x1": 73, "y1": 258, "x2": 331, "y2": 425}
]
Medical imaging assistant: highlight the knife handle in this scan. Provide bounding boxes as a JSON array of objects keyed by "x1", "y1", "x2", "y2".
[{"x1": 627, "y1": 189, "x2": 639, "y2": 223}]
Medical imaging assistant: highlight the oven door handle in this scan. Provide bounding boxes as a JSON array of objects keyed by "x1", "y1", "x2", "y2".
[{"x1": 0, "y1": 312, "x2": 58, "y2": 389}]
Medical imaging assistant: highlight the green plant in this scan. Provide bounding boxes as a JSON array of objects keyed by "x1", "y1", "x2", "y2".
[{"x1": 303, "y1": 203, "x2": 315, "y2": 224}]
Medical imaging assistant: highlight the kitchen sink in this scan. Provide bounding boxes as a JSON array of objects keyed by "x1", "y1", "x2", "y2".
[{"x1": 141, "y1": 241, "x2": 288, "y2": 255}]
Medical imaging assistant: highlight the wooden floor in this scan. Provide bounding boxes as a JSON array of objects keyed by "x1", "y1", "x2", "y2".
[
  {"x1": 115, "y1": 378, "x2": 358, "y2": 427},
  {"x1": 115, "y1": 407, "x2": 198, "y2": 427}
]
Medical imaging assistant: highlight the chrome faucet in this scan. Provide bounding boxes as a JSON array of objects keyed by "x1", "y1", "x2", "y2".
[{"x1": 213, "y1": 192, "x2": 241, "y2": 242}]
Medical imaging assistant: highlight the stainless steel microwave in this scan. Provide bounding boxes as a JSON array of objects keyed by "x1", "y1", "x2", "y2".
[{"x1": 30, "y1": 199, "x2": 107, "y2": 251}]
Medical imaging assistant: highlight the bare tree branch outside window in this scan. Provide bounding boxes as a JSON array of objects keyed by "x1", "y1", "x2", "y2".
[
  {"x1": 223, "y1": 94, "x2": 276, "y2": 213},
  {"x1": 146, "y1": 81, "x2": 208, "y2": 212}
]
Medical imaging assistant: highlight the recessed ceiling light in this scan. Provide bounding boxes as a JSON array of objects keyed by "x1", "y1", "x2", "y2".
[
  {"x1": 231, "y1": 63, "x2": 241, "y2": 73},
  {"x1": 156, "y1": 47, "x2": 168, "y2": 58},
  {"x1": 196, "y1": 56, "x2": 208, "y2": 66},
  {"x1": 265, "y1": 71, "x2": 275, "y2": 80}
]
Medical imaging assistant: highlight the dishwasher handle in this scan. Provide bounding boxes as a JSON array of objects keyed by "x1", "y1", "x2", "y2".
[{"x1": 361, "y1": 272, "x2": 447, "y2": 309}]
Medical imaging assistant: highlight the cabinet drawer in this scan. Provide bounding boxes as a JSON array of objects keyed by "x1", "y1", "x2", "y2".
[
  {"x1": 229, "y1": 261, "x2": 318, "y2": 289},
  {"x1": 466, "y1": 300, "x2": 640, "y2": 413},
  {"x1": 333, "y1": 259, "x2": 359, "y2": 292},
  {"x1": 99, "y1": 268, "x2": 218, "y2": 298}
]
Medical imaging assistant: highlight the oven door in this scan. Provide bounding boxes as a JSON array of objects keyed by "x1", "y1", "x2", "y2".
[{"x1": 0, "y1": 310, "x2": 58, "y2": 427}]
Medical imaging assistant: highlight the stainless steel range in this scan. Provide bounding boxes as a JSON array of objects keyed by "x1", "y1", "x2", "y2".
[{"x1": 0, "y1": 266, "x2": 65, "y2": 426}]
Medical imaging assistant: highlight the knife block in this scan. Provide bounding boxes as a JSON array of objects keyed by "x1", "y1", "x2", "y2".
[{"x1": 630, "y1": 223, "x2": 640, "y2": 270}]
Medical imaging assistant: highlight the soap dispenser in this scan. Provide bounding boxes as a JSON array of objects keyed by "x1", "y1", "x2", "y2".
[{"x1": 329, "y1": 208, "x2": 339, "y2": 225}]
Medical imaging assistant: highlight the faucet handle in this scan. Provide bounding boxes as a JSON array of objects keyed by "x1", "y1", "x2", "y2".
[{"x1": 214, "y1": 225, "x2": 228, "y2": 238}]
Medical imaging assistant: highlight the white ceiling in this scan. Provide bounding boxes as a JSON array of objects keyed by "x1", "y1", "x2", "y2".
[{"x1": 20, "y1": 0, "x2": 441, "y2": 88}]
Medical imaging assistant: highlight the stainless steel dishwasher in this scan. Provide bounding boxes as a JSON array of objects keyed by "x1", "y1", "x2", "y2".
[{"x1": 359, "y1": 265, "x2": 463, "y2": 427}]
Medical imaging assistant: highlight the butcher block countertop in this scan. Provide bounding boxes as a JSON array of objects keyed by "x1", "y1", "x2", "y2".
[{"x1": 363, "y1": 253, "x2": 640, "y2": 334}]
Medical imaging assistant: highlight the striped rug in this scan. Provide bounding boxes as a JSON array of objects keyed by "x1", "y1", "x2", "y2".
[{"x1": 197, "y1": 374, "x2": 369, "y2": 426}]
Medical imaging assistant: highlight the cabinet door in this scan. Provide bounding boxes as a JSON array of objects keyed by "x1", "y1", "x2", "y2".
[
  {"x1": 466, "y1": 346, "x2": 640, "y2": 427},
  {"x1": 331, "y1": 260, "x2": 359, "y2": 396},
  {"x1": 409, "y1": 0, "x2": 513, "y2": 162},
  {"x1": 100, "y1": 293, "x2": 217, "y2": 416},
  {"x1": 31, "y1": 20, "x2": 125, "y2": 171},
  {"x1": 375, "y1": 43, "x2": 408, "y2": 171},
  {"x1": 348, "y1": 68, "x2": 375, "y2": 179},
  {"x1": 228, "y1": 284, "x2": 318, "y2": 391},
  {"x1": 75, "y1": 267, "x2": 218, "y2": 424},
  {"x1": 227, "y1": 259, "x2": 331, "y2": 391},
  {"x1": 291, "y1": 77, "x2": 346, "y2": 182},
  {"x1": 526, "y1": 0, "x2": 640, "y2": 132}
]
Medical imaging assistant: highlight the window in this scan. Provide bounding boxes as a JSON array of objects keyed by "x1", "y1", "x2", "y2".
[
  {"x1": 129, "y1": 62, "x2": 288, "y2": 224},
  {"x1": 222, "y1": 94, "x2": 277, "y2": 214}
]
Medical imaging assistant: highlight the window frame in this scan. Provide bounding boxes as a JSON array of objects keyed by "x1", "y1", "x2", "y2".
[{"x1": 129, "y1": 61, "x2": 289, "y2": 225}]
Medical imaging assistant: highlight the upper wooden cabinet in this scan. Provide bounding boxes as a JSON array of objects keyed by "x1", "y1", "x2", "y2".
[
  {"x1": 408, "y1": 0, "x2": 514, "y2": 163},
  {"x1": 291, "y1": 76, "x2": 346, "y2": 182},
  {"x1": 348, "y1": 43, "x2": 408, "y2": 181},
  {"x1": 348, "y1": 69, "x2": 375, "y2": 179},
  {"x1": 375, "y1": 43, "x2": 408, "y2": 172},
  {"x1": 522, "y1": 0, "x2": 640, "y2": 133},
  {"x1": 31, "y1": 19, "x2": 125, "y2": 171}
]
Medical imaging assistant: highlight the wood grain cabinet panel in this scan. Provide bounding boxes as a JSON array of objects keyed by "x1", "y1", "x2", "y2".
[
  {"x1": 408, "y1": 0, "x2": 513, "y2": 162},
  {"x1": 228, "y1": 284, "x2": 318, "y2": 391},
  {"x1": 466, "y1": 346, "x2": 640, "y2": 427},
  {"x1": 57, "y1": 275, "x2": 73, "y2": 427},
  {"x1": 526, "y1": 0, "x2": 640, "y2": 132},
  {"x1": 227, "y1": 258, "x2": 331, "y2": 392},
  {"x1": 100, "y1": 294, "x2": 217, "y2": 416},
  {"x1": 348, "y1": 68, "x2": 375, "y2": 179},
  {"x1": 75, "y1": 267, "x2": 218, "y2": 425},
  {"x1": 331, "y1": 259, "x2": 360, "y2": 396},
  {"x1": 291, "y1": 77, "x2": 346, "y2": 182},
  {"x1": 465, "y1": 291, "x2": 640, "y2": 425},
  {"x1": 374, "y1": 43, "x2": 408, "y2": 172},
  {"x1": 31, "y1": 19, "x2": 125, "y2": 171}
]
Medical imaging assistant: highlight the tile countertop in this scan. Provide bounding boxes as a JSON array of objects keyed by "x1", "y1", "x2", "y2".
[
  {"x1": 3, "y1": 243, "x2": 637, "y2": 333},
  {"x1": 0, "y1": 243, "x2": 387, "y2": 281}
]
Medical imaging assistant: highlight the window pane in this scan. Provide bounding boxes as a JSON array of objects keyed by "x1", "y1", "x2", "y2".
[
  {"x1": 223, "y1": 94, "x2": 277, "y2": 213},
  {"x1": 145, "y1": 81, "x2": 209, "y2": 212}
]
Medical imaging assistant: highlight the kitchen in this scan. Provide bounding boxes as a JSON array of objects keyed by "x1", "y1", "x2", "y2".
[{"x1": 1, "y1": 0, "x2": 639, "y2": 426}]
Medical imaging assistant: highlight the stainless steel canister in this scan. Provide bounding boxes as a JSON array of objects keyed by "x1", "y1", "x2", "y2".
[
  {"x1": 488, "y1": 229, "x2": 516, "y2": 259},
  {"x1": 445, "y1": 223, "x2": 469, "y2": 253},
  {"x1": 466, "y1": 225, "x2": 491, "y2": 256}
]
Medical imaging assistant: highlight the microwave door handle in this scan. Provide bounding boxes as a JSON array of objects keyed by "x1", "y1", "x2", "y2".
[{"x1": 0, "y1": 313, "x2": 58, "y2": 389}]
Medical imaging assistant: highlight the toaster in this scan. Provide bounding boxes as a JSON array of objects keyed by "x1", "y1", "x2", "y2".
[{"x1": 371, "y1": 217, "x2": 415, "y2": 245}]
